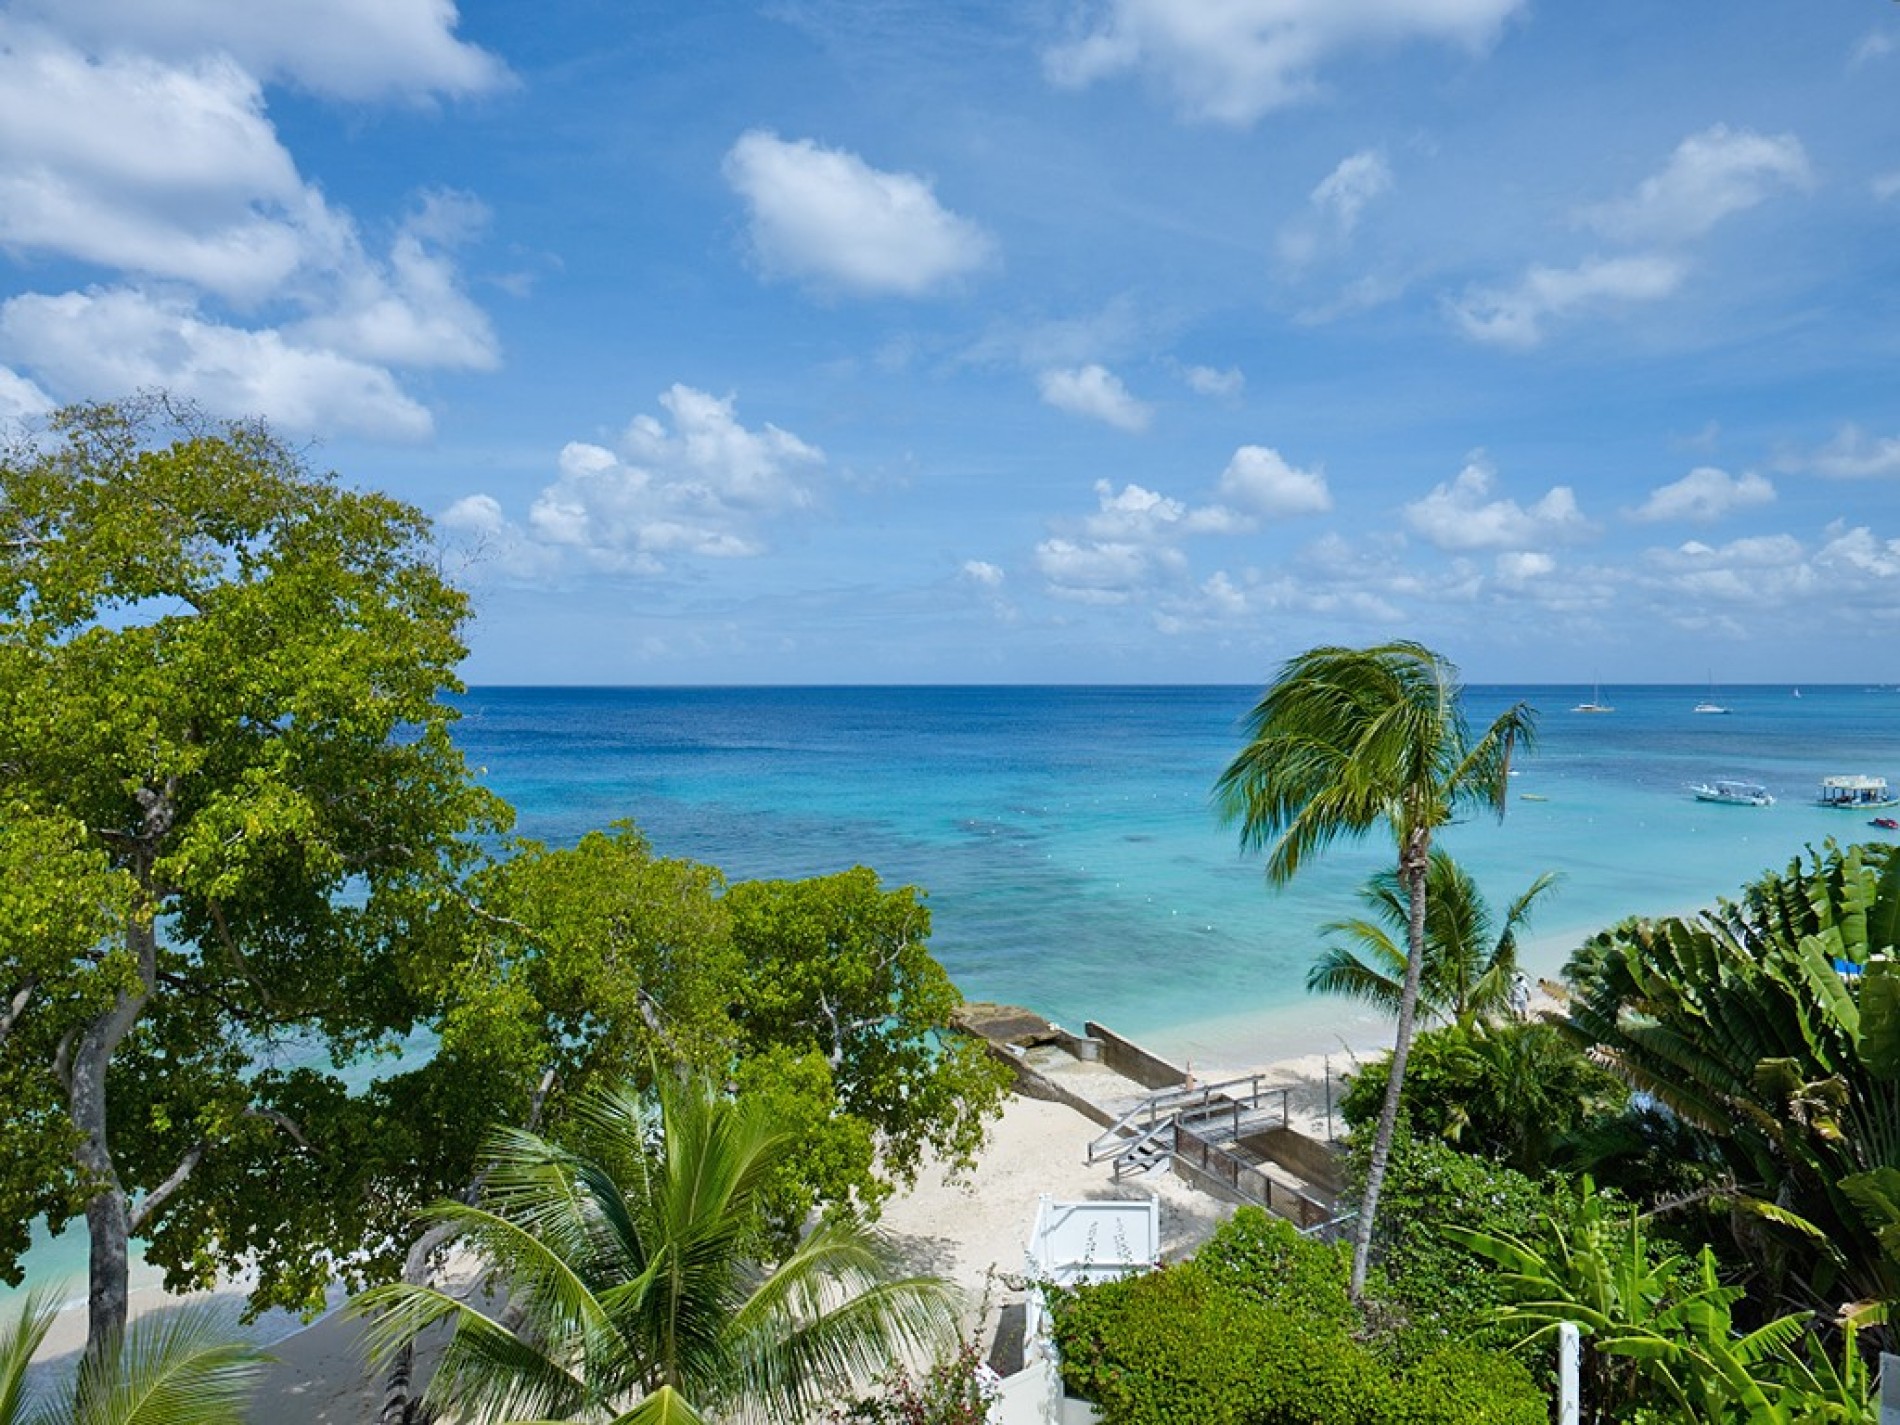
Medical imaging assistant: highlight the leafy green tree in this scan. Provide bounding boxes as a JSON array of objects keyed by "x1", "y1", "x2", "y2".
[
  {"x1": 1341, "y1": 1021, "x2": 1627, "y2": 1175},
  {"x1": 1215, "y1": 642, "x2": 1534, "y2": 1298},
  {"x1": 1561, "y1": 840, "x2": 1900, "y2": 1315},
  {"x1": 0, "y1": 397, "x2": 507, "y2": 1354},
  {"x1": 1309, "y1": 851, "x2": 1559, "y2": 1029},
  {"x1": 356, "y1": 1075, "x2": 962, "y2": 1425},
  {"x1": 1, "y1": 1290, "x2": 268, "y2": 1425}
]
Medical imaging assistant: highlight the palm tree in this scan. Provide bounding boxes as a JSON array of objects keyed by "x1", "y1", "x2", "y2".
[
  {"x1": 1, "y1": 1289, "x2": 268, "y2": 1425},
  {"x1": 1215, "y1": 641, "x2": 1534, "y2": 1298},
  {"x1": 355, "y1": 1074, "x2": 961, "y2": 1425},
  {"x1": 1308, "y1": 850, "x2": 1560, "y2": 1029}
]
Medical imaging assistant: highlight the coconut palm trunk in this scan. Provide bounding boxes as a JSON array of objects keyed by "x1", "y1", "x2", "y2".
[{"x1": 1350, "y1": 831, "x2": 1431, "y2": 1299}]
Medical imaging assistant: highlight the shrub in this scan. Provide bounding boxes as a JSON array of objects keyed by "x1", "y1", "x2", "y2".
[{"x1": 1049, "y1": 1214, "x2": 1548, "y2": 1425}]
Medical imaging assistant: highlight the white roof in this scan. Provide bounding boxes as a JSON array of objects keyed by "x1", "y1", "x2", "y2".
[{"x1": 1822, "y1": 775, "x2": 1889, "y2": 790}]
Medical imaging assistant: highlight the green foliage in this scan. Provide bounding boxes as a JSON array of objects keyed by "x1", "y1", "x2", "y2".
[
  {"x1": 1, "y1": 1290, "x2": 270, "y2": 1425},
  {"x1": 1310, "y1": 850, "x2": 1561, "y2": 1028},
  {"x1": 830, "y1": 1339, "x2": 997, "y2": 1425},
  {"x1": 1560, "y1": 839, "x2": 1900, "y2": 1311},
  {"x1": 1451, "y1": 1179, "x2": 1876, "y2": 1424},
  {"x1": 0, "y1": 396, "x2": 507, "y2": 1321},
  {"x1": 1341, "y1": 1021, "x2": 1628, "y2": 1174},
  {"x1": 1354, "y1": 1131, "x2": 1560, "y2": 1356},
  {"x1": 1050, "y1": 1208, "x2": 1546, "y2": 1425},
  {"x1": 355, "y1": 1074, "x2": 962, "y2": 1424}
]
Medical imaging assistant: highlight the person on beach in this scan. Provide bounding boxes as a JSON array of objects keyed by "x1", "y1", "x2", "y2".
[{"x1": 1508, "y1": 971, "x2": 1532, "y2": 1021}]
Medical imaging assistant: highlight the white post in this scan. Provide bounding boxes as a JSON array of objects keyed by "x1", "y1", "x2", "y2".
[{"x1": 1558, "y1": 1322, "x2": 1581, "y2": 1425}]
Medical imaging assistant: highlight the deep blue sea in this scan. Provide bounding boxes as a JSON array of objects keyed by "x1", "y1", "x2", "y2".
[
  {"x1": 453, "y1": 682, "x2": 1900, "y2": 1064},
  {"x1": 15, "y1": 681, "x2": 1900, "y2": 1297}
]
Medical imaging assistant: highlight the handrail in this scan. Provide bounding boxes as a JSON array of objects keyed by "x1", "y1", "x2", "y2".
[{"x1": 1086, "y1": 1073, "x2": 1275, "y2": 1162}]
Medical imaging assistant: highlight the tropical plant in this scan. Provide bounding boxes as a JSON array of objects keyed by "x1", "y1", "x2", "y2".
[
  {"x1": 1, "y1": 1289, "x2": 269, "y2": 1425},
  {"x1": 1341, "y1": 1021, "x2": 1627, "y2": 1175},
  {"x1": 1308, "y1": 851, "x2": 1560, "y2": 1028},
  {"x1": 1215, "y1": 641, "x2": 1535, "y2": 1297},
  {"x1": 1560, "y1": 840, "x2": 1900, "y2": 1316},
  {"x1": 1449, "y1": 1180, "x2": 1876, "y2": 1424},
  {"x1": 356, "y1": 1073, "x2": 962, "y2": 1424}
]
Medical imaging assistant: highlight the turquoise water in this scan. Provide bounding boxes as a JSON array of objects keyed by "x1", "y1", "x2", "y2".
[
  {"x1": 14, "y1": 681, "x2": 1900, "y2": 1295},
  {"x1": 454, "y1": 682, "x2": 1900, "y2": 1060}
]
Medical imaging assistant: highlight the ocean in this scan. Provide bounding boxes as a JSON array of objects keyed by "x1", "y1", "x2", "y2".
[
  {"x1": 13, "y1": 680, "x2": 1899, "y2": 1295},
  {"x1": 454, "y1": 682, "x2": 1900, "y2": 1064}
]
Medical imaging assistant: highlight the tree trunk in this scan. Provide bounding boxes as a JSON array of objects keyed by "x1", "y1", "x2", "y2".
[
  {"x1": 1348, "y1": 830, "x2": 1431, "y2": 1300},
  {"x1": 71, "y1": 911, "x2": 156, "y2": 1359}
]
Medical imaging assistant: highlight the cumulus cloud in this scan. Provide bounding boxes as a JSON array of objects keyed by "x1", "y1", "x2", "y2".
[
  {"x1": 1631, "y1": 466, "x2": 1774, "y2": 523},
  {"x1": 723, "y1": 130, "x2": 995, "y2": 297},
  {"x1": 1874, "y1": 172, "x2": 1900, "y2": 202},
  {"x1": 0, "y1": 287, "x2": 434, "y2": 440},
  {"x1": 1787, "y1": 424, "x2": 1900, "y2": 479},
  {"x1": 1043, "y1": 0, "x2": 1522, "y2": 126},
  {"x1": 1038, "y1": 364, "x2": 1153, "y2": 431},
  {"x1": 1082, "y1": 481, "x2": 1245, "y2": 541},
  {"x1": 0, "y1": 14, "x2": 504, "y2": 437},
  {"x1": 1033, "y1": 537, "x2": 1162, "y2": 603},
  {"x1": 11, "y1": 0, "x2": 508, "y2": 101},
  {"x1": 445, "y1": 386, "x2": 825, "y2": 577},
  {"x1": 961, "y1": 559, "x2": 1005, "y2": 587},
  {"x1": 1583, "y1": 125, "x2": 1811, "y2": 245},
  {"x1": 0, "y1": 366, "x2": 54, "y2": 426},
  {"x1": 1851, "y1": 29, "x2": 1896, "y2": 66},
  {"x1": 1451, "y1": 254, "x2": 1684, "y2": 347},
  {"x1": 1181, "y1": 363, "x2": 1244, "y2": 398},
  {"x1": 1279, "y1": 149, "x2": 1392, "y2": 267},
  {"x1": 1216, "y1": 445, "x2": 1331, "y2": 517},
  {"x1": 1403, "y1": 457, "x2": 1591, "y2": 551},
  {"x1": 1495, "y1": 551, "x2": 1555, "y2": 583}
]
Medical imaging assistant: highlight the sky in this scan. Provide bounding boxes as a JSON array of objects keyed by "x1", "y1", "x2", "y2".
[{"x1": 2, "y1": 1, "x2": 1898, "y2": 686}]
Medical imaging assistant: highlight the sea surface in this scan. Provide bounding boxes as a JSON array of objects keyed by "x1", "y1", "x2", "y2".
[
  {"x1": 14, "y1": 681, "x2": 1900, "y2": 1296},
  {"x1": 454, "y1": 682, "x2": 1900, "y2": 1064}
]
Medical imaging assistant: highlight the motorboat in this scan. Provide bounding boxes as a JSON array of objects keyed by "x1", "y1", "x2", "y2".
[
  {"x1": 1690, "y1": 780, "x2": 1773, "y2": 807},
  {"x1": 1819, "y1": 775, "x2": 1900, "y2": 810},
  {"x1": 1872, "y1": 817, "x2": 1900, "y2": 832}
]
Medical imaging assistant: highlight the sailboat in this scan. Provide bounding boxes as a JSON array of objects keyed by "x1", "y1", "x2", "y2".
[
  {"x1": 1693, "y1": 673, "x2": 1730, "y2": 715},
  {"x1": 1572, "y1": 678, "x2": 1614, "y2": 714}
]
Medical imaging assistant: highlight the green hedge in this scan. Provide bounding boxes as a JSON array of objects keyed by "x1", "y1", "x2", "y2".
[{"x1": 1049, "y1": 1208, "x2": 1545, "y2": 1425}]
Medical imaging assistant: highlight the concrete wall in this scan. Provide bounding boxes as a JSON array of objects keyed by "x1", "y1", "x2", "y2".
[
  {"x1": 1082, "y1": 1021, "x2": 1187, "y2": 1092},
  {"x1": 978, "y1": 1039, "x2": 1119, "y2": 1130},
  {"x1": 1240, "y1": 1125, "x2": 1345, "y2": 1195}
]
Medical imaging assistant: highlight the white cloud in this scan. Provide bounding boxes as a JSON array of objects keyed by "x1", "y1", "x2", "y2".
[
  {"x1": 1451, "y1": 254, "x2": 1684, "y2": 347},
  {"x1": 1043, "y1": 0, "x2": 1522, "y2": 126},
  {"x1": 961, "y1": 560, "x2": 1005, "y2": 587},
  {"x1": 0, "y1": 28, "x2": 307, "y2": 301},
  {"x1": 1081, "y1": 481, "x2": 1244, "y2": 541},
  {"x1": 723, "y1": 130, "x2": 995, "y2": 297},
  {"x1": 291, "y1": 192, "x2": 499, "y2": 370},
  {"x1": 1495, "y1": 551, "x2": 1555, "y2": 583},
  {"x1": 1631, "y1": 466, "x2": 1775, "y2": 523},
  {"x1": 1818, "y1": 525, "x2": 1900, "y2": 579},
  {"x1": 1403, "y1": 457, "x2": 1591, "y2": 551},
  {"x1": 1216, "y1": 445, "x2": 1331, "y2": 517},
  {"x1": 1182, "y1": 364, "x2": 1244, "y2": 398},
  {"x1": 0, "y1": 366, "x2": 54, "y2": 426},
  {"x1": 1583, "y1": 125, "x2": 1811, "y2": 245},
  {"x1": 13, "y1": 0, "x2": 508, "y2": 101},
  {"x1": 0, "y1": 287, "x2": 434, "y2": 439},
  {"x1": 1873, "y1": 172, "x2": 1900, "y2": 202},
  {"x1": 1312, "y1": 150, "x2": 1392, "y2": 235},
  {"x1": 1788, "y1": 425, "x2": 1900, "y2": 479},
  {"x1": 1851, "y1": 29, "x2": 1896, "y2": 66},
  {"x1": 1038, "y1": 364, "x2": 1152, "y2": 432},
  {"x1": 449, "y1": 386, "x2": 826, "y2": 575},
  {"x1": 1033, "y1": 537, "x2": 1160, "y2": 603}
]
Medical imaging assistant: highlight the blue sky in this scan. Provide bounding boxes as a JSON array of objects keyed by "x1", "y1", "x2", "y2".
[{"x1": 2, "y1": 0, "x2": 1898, "y2": 685}]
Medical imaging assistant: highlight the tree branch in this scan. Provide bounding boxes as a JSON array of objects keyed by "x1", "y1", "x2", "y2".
[
  {"x1": 0, "y1": 978, "x2": 35, "y2": 1046},
  {"x1": 127, "y1": 1141, "x2": 206, "y2": 1233}
]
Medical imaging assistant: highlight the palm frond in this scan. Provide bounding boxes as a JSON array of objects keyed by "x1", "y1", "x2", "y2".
[
  {"x1": 68, "y1": 1307, "x2": 270, "y2": 1425},
  {"x1": 1, "y1": 1289, "x2": 58, "y2": 1425}
]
